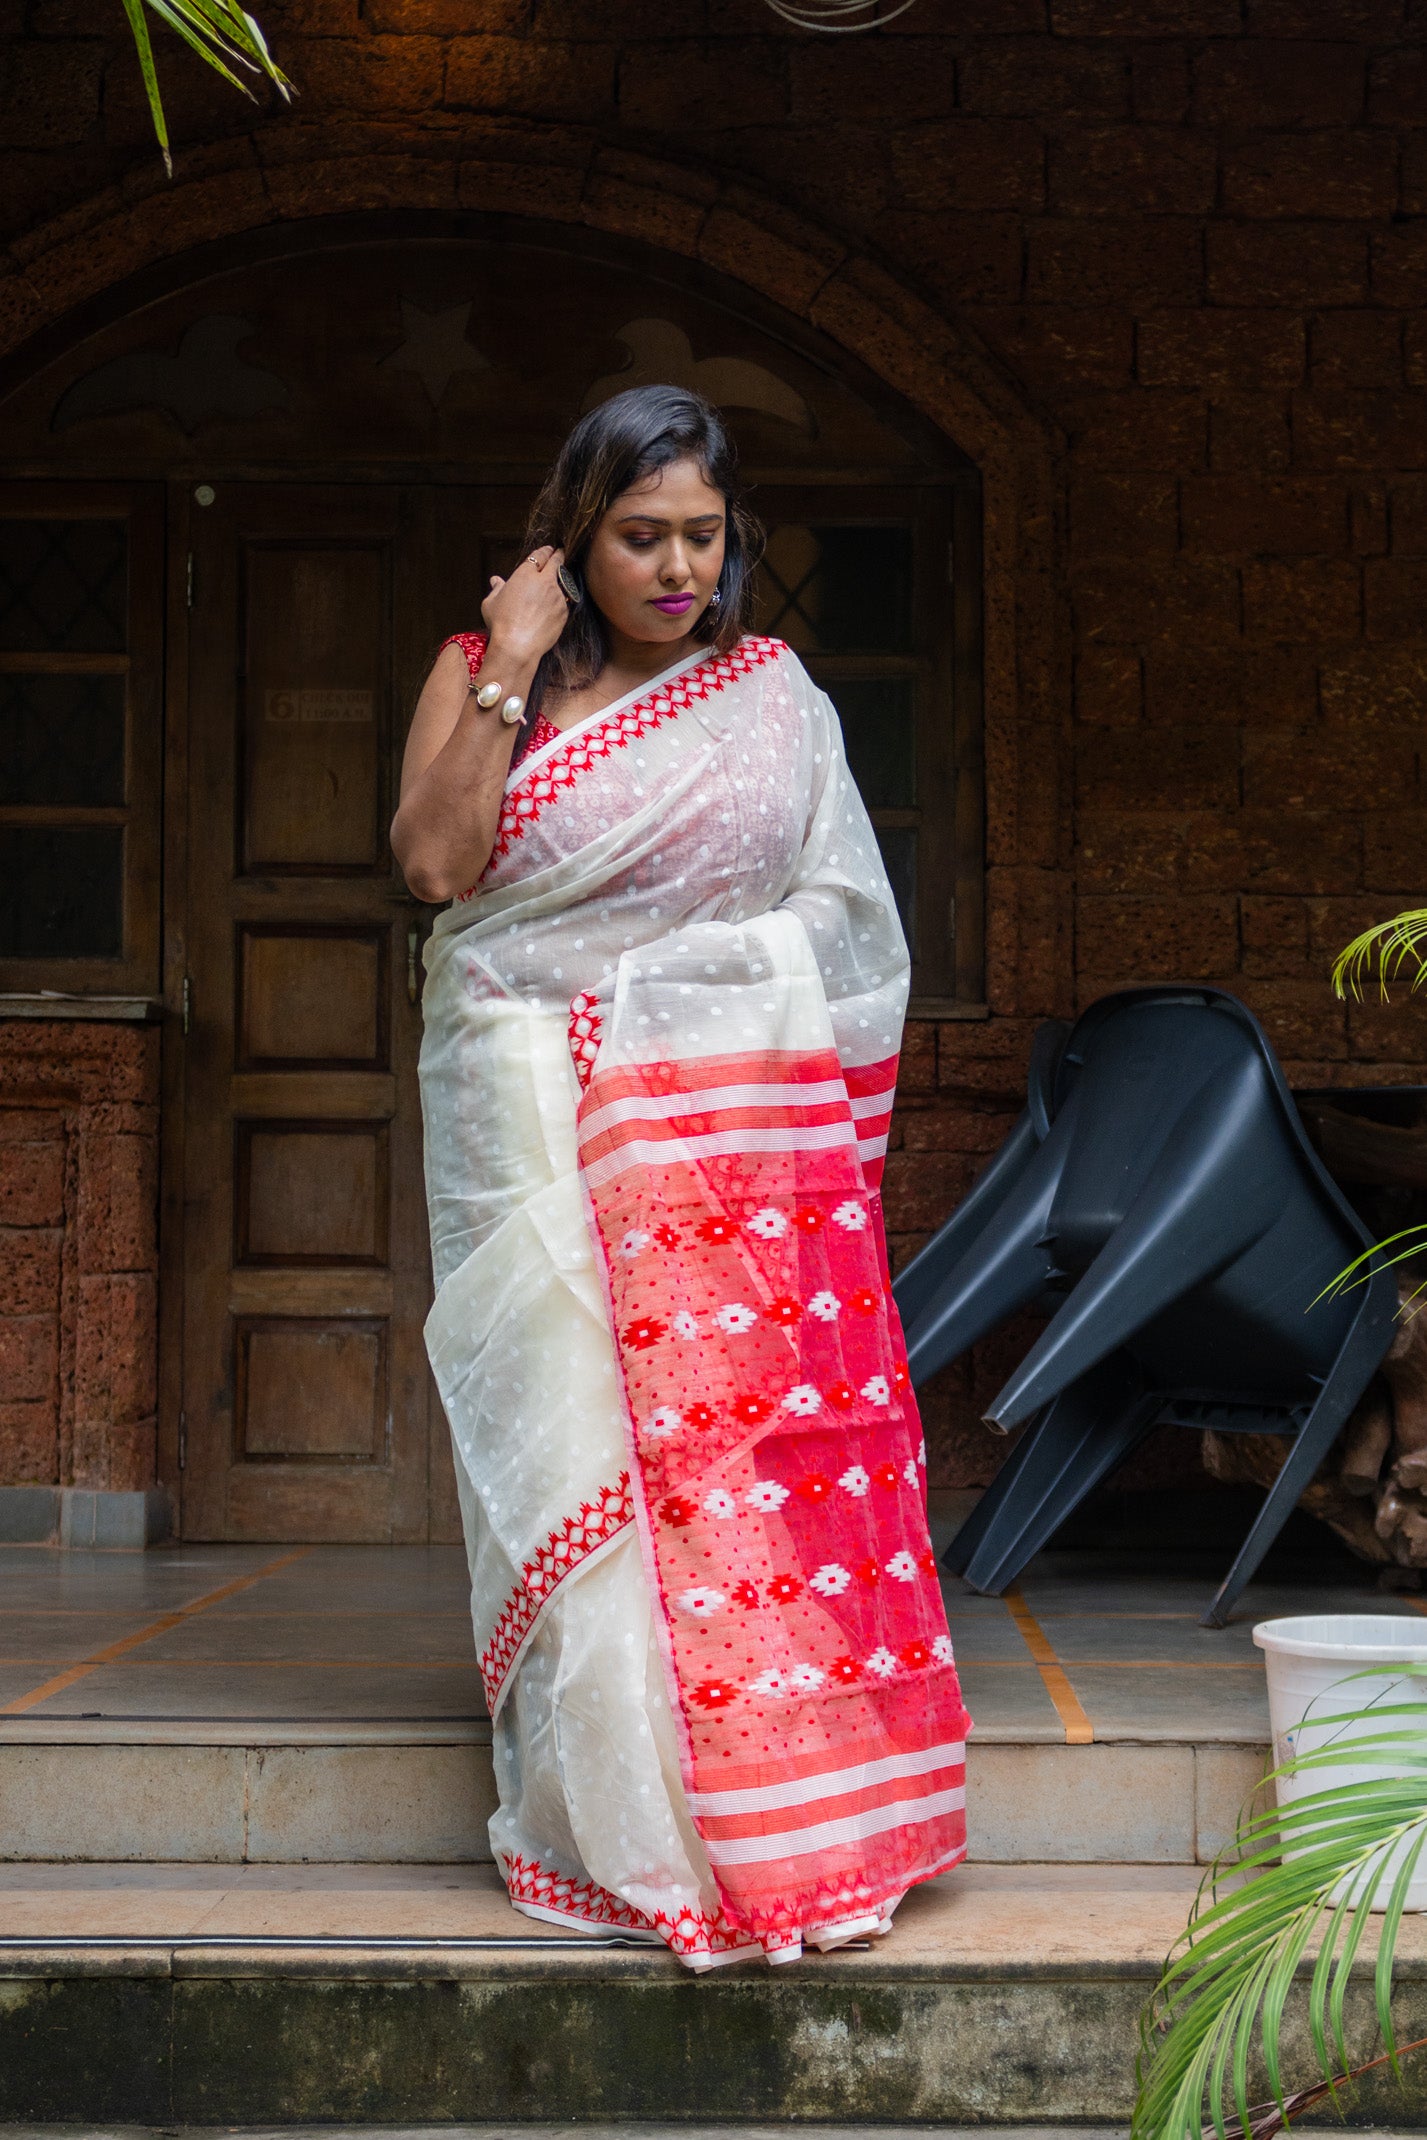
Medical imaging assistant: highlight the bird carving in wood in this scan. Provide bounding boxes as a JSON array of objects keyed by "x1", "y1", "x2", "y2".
[
  {"x1": 51, "y1": 315, "x2": 291, "y2": 436},
  {"x1": 583, "y1": 320, "x2": 813, "y2": 432}
]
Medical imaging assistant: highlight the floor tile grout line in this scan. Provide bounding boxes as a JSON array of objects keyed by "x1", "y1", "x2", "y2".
[
  {"x1": 955, "y1": 1658, "x2": 1262, "y2": 1671},
  {"x1": 1002, "y1": 1585, "x2": 1096, "y2": 1745},
  {"x1": 0, "y1": 1658, "x2": 481, "y2": 1671},
  {"x1": 0, "y1": 1609, "x2": 476, "y2": 1622},
  {"x1": 0, "y1": 1547, "x2": 317, "y2": 1717}
]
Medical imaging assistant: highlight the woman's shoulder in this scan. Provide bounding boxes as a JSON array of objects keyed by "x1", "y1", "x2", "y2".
[
  {"x1": 724, "y1": 631, "x2": 799, "y2": 680},
  {"x1": 438, "y1": 631, "x2": 488, "y2": 682},
  {"x1": 733, "y1": 634, "x2": 822, "y2": 703}
]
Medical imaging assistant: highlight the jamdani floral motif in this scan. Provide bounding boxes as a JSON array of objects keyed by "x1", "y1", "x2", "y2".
[
  {"x1": 567, "y1": 988, "x2": 604, "y2": 1090},
  {"x1": 578, "y1": 1021, "x2": 970, "y2": 1947},
  {"x1": 420, "y1": 629, "x2": 968, "y2": 1970}
]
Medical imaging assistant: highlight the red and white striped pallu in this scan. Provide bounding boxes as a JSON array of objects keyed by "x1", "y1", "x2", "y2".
[
  {"x1": 576, "y1": 911, "x2": 969, "y2": 1957},
  {"x1": 420, "y1": 633, "x2": 970, "y2": 1968}
]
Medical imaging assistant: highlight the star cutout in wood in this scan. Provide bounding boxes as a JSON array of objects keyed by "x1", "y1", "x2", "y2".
[{"x1": 379, "y1": 300, "x2": 490, "y2": 406}]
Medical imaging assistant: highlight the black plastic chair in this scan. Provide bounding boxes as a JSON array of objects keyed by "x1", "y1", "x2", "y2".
[{"x1": 894, "y1": 988, "x2": 1398, "y2": 1626}]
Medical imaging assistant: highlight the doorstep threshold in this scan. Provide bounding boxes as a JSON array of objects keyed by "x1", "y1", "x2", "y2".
[{"x1": 0, "y1": 1715, "x2": 492, "y2": 1746}]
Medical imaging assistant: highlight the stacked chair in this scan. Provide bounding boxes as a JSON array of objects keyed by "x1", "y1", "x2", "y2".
[{"x1": 893, "y1": 988, "x2": 1398, "y2": 1626}]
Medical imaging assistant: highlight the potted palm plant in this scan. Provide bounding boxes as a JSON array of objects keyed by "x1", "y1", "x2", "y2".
[
  {"x1": 1134, "y1": 1667, "x2": 1427, "y2": 2140},
  {"x1": 1136, "y1": 912, "x2": 1427, "y2": 2140}
]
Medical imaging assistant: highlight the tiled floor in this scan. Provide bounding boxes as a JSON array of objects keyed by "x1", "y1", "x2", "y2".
[
  {"x1": 0, "y1": 1518, "x2": 1420, "y2": 1746},
  {"x1": 0, "y1": 1543, "x2": 482, "y2": 1726}
]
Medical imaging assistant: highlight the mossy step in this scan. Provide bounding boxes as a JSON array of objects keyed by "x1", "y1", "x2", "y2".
[{"x1": 2, "y1": 1868, "x2": 1425, "y2": 2127}]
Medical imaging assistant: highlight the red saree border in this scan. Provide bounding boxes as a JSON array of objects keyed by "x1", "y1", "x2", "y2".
[
  {"x1": 479, "y1": 1474, "x2": 633, "y2": 1714},
  {"x1": 502, "y1": 1851, "x2": 757, "y2": 1966},
  {"x1": 472, "y1": 634, "x2": 787, "y2": 882}
]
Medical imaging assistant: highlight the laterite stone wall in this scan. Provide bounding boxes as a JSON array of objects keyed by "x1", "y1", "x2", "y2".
[
  {"x1": 2, "y1": 0, "x2": 1425, "y2": 1491},
  {"x1": 0, "y1": 1026, "x2": 160, "y2": 1496}
]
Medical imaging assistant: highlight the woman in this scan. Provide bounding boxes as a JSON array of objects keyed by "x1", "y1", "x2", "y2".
[{"x1": 393, "y1": 385, "x2": 970, "y2": 1969}]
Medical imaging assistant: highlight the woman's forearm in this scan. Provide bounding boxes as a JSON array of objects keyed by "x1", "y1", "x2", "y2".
[{"x1": 392, "y1": 635, "x2": 541, "y2": 901}]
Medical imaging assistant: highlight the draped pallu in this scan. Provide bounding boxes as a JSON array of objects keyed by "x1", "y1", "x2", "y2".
[{"x1": 420, "y1": 633, "x2": 970, "y2": 1967}]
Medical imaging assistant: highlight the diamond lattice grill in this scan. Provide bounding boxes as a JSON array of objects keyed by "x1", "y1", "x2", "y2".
[
  {"x1": 0, "y1": 673, "x2": 126, "y2": 806},
  {"x1": 0, "y1": 520, "x2": 127, "y2": 652},
  {"x1": 755, "y1": 524, "x2": 913, "y2": 655},
  {"x1": 0, "y1": 826, "x2": 123, "y2": 960}
]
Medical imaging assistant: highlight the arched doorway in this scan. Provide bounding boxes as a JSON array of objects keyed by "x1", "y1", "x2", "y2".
[{"x1": 0, "y1": 215, "x2": 984, "y2": 1542}]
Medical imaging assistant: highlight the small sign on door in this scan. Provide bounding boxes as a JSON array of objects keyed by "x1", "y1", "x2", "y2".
[{"x1": 265, "y1": 688, "x2": 373, "y2": 723}]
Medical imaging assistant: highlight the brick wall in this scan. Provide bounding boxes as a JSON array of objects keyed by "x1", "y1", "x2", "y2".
[
  {"x1": 2, "y1": 0, "x2": 1425, "y2": 1493},
  {"x1": 0, "y1": 1025, "x2": 160, "y2": 1494}
]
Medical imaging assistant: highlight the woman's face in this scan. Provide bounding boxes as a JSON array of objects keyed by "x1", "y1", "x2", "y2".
[{"x1": 582, "y1": 455, "x2": 727, "y2": 650}]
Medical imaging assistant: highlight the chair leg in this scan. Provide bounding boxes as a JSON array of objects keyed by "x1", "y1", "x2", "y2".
[
  {"x1": 1201, "y1": 1271, "x2": 1400, "y2": 1628},
  {"x1": 941, "y1": 1420, "x2": 1044, "y2": 1576},
  {"x1": 959, "y1": 1354, "x2": 1156, "y2": 1597}
]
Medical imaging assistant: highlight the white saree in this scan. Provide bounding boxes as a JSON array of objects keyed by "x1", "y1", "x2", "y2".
[{"x1": 420, "y1": 632, "x2": 969, "y2": 1968}]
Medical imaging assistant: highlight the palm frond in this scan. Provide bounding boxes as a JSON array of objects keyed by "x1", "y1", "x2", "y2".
[
  {"x1": 1134, "y1": 1673, "x2": 1427, "y2": 2140},
  {"x1": 1203, "y1": 2030, "x2": 1427, "y2": 2140},
  {"x1": 122, "y1": 0, "x2": 293, "y2": 171},
  {"x1": 1313, "y1": 1223, "x2": 1427, "y2": 1307},
  {"x1": 1332, "y1": 909, "x2": 1427, "y2": 1001}
]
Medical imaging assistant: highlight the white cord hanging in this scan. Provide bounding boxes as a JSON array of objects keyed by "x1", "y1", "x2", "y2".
[{"x1": 762, "y1": 0, "x2": 919, "y2": 28}]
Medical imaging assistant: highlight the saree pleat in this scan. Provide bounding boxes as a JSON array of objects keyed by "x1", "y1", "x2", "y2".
[{"x1": 420, "y1": 634, "x2": 970, "y2": 1968}]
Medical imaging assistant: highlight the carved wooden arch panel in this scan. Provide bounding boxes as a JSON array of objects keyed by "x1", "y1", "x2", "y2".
[
  {"x1": 0, "y1": 213, "x2": 991, "y2": 1010},
  {"x1": 0, "y1": 195, "x2": 1060, "y2": 1539}
]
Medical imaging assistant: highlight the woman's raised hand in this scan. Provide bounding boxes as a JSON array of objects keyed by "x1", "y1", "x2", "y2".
[{"x1": 481, "y1": 545, "x2": 571, "y2": 665}]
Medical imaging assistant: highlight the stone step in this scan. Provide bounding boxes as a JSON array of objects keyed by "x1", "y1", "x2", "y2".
[
  {"x1": 13, "y1": 1532, "x2": 1410, "y2": 1872},
  {"x1": 1, "y1": 1863, "x2": 1424, "y2": 2127},
  {"x1": 0, "y1": 1715, "x2": 1266, "y2": 1866}
]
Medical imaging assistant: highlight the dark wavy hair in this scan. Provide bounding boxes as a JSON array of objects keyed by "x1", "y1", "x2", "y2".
[{"x1": 523, "y1": 384, "x2": 764, "y2": 712}]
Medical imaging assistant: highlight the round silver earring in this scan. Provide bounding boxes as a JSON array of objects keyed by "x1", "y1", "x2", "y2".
[{"x1": 557, "y1": 564, "x2": 582, "y2": 605}]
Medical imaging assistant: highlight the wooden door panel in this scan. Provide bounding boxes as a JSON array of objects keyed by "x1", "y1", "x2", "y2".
[
  {"x1": 183, "y1": 484, "x2": 433, "y2": 1541},
  {"x1": 235, "y1": 1319, "x2": 388, "y2": 1462},
  {"x1": 236, "y1": 1121, "x2": 388, "y2": 1264},
  {"x1": 237, "y1": 926, "x2": 386, "y2": 1068},
  {"x1": 242, "y1": 546, "x2": 387, "y2": 871},
  {"x1": 181, "y1": 482, "x2": 537, "y2": 1541}
]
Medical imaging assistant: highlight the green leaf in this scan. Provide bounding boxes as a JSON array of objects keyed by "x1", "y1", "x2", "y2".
[
  {"x1": 120, "y1": 0, "x2": 171, "y2": 174},
  {"x1": 120, "y1": 0, "x2": 294, "y2": 164},
  {"x1": 1333, "y1": 908, "x2": 1427, "y2": 1001},
  {"x1": 1133, "y1": 1683, "x2": 1427, "y2": 2140}
]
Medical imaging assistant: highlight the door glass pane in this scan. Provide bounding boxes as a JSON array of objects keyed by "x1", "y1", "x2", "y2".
[
  {"x1": 0, "y1": 673, "x2": 126, "y2": 805},
  {"x1": 833, "y1": 678, "x2": 916, "y2": 808},
  {"x1": 0, "y1": 520, "x2": 127, "y2": 651},
  {"x1": 875, "y1": 825, "x2": 916, "y2": 956},
  {"x1": 0, "y1": 826, "x2": 123, "y2": 958},
  {"x1": 757, "y1": 524, "x2": 913, "y2": 653}
]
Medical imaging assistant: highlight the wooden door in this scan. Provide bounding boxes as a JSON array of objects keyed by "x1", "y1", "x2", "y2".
[{"x1": 180, "y1": 487, "x2": 436, "y2": 1539}]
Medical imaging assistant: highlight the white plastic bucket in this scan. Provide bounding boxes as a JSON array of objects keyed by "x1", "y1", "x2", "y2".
[{"x1": 1253, "y1": 1615, "x2": 1427, "y2": 1911}]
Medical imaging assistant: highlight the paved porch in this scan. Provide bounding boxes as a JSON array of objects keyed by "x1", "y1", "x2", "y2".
[{"x1": 1, "y1": 1514, "x2": 1424, "y2": 2124}]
